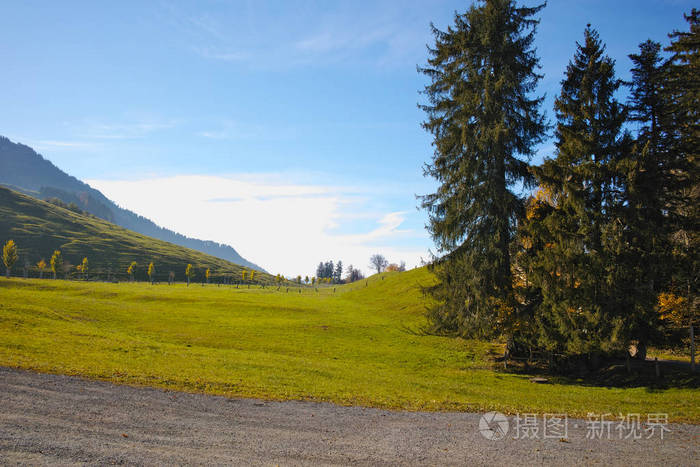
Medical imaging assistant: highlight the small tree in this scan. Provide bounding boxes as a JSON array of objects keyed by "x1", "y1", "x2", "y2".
[
  {"x1": 249, "y1": 270, "x2": 255, "y2": 283},
  {"x1": 345, "y1": 265, "x2": 364, "y2": 283},
  {"x1": 168, "y1": 270, "x2": 175, "y2": 285},
  {"x1": 305, "y1": 275, "x2": 309, "y2": 284},
  {"x1": 127, "y1": 261, "x2": 137, "y2": 282},
  {"x1": 205, "y1": 268, "x2": 211, "y2": 284},
  {"x1": 296, "y1": 275, "x2": 302, "y2": 285},
  {"x1": 2, "y1": 240, "x2": 18, "y2": 278},
  {"x1": 369, "y1": 254, "x2": 388, "y2": 274},
  {"x1": 80, "y1": 257, "x2": 89, "y2": 280},
  {"x1": 185, "y1": 263, "x2": 194, "y2": 286},
  {"x1": 311, "y1": 277, "x2": 316, "y2": 286},
  {"x1": 241, "y1": 269, "x2": 247, "y2": 284},
  {"x1": 37, "y1": 259, "x2": 47, "y2": 279},
  {"x1": 50, "y1": 250, "x2": 62, "y2": 279},
  {"x1": 148, "y1": 262, "x2": 156, "y2": 284}
]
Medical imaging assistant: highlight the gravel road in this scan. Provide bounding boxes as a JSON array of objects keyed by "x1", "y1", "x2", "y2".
[{"x1": 0, "y1": 367, "x2": 698, "y2": 465}]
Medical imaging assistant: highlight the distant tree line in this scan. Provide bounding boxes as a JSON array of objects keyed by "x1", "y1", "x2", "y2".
[
  {"x1": 1, "y1": 240, "x2": 270, "y2": 287},
  {"x1": 316, "y1": 260, "x2": 343, "y2": 283}
]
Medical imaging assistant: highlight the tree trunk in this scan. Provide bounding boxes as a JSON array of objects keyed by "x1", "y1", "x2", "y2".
[
  {"x1": 690, "y1": 324, "x2": 696, "y2": 373},
  {"x1": 635, "y1": 341, "x2": 647, "y2": 361}
]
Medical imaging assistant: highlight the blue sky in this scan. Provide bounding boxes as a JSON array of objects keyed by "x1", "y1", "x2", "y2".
[{"x1": 0, "y1": 0, "x2": 694, "y2": 276}]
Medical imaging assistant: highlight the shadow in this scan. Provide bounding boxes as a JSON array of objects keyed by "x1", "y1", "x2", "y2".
[{"x1": 496, "y1": 356, "x2": 700, "y2": 391}]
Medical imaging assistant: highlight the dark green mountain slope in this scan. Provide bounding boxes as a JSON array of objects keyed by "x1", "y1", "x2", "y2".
[
  {"x1": 0, "y1": 186, "x2": 270, "y2": 283},
  {"x1": 0, "y1": 135, "x2": 265, "y2": 271}
]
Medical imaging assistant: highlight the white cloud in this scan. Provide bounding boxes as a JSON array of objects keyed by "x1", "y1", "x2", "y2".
[
  {"x1": 86, "y1": 174, "x2": 428, "y2": 277},
  {"x1": 35, "y1": 140, "x2": 96, "y2": 149}
]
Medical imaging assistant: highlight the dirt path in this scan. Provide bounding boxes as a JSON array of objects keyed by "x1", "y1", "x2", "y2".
[{"x1": 0, "y1": 367, "x2": 698, "y2": 465}]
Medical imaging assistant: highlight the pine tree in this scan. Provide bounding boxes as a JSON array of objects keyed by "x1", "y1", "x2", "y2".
[
  {"x1": 527, "y1": 26, "x2": 633, "y2": 357},
  {"x1": 622, "y1": 39, "x2": 671, "y2": 356},
  {"x1": 664, "y1": 9, "x2": 699, "y2": 370},
  {"x1": 334, "y1": 261, "x2": 343, "y2": 283},
  {"x1": 419, "y1": 0, "x2": 546, "y2": 338}
]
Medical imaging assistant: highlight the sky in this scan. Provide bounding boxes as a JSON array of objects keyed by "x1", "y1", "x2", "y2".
[{"x1": 0, "y1": 0, "x2": 694, "y2": 277}]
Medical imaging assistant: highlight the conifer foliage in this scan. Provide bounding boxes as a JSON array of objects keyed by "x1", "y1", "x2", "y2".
[
  {"x1": 524, "y1": 27, "x2": 635, "y2": 355},
  {"x1": 419, "y1": 0, "x2": 546, "y2": 338},
  {"x1": 421, "y1": 5, "x2": 698, "y2": 363}
]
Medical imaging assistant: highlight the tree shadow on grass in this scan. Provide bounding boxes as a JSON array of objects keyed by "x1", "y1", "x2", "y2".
[{"x1": 496, "y1": 357, "x2": 700, "y2": 391}]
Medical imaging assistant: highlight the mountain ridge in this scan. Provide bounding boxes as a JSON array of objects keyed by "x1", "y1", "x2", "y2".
[{"x1": 0, "y1": 135, "x2": 265, "y2": 272}]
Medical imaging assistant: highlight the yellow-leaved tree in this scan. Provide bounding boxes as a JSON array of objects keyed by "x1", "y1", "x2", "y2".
[
  {"x1": 205, "y1": 268, "x2": 211, "y2": 284},
  {"x1": 79, "y1": 257, "x2": 89, "y2": 280},
  {"x1": 127, "y1": 261, "x2": 137, "y2": 282},
  {"x1": 50, "y1": 250, "x2": 62, "y2": 279},
  {"x1": 185, "y1": 263, "x2": 194, "y2": 286},
  {"x1": 36, "y1": 259, "x2": 47, "y2": 279},
  {"x1": 2, "y1": 239, "x2": 18, "y2": 278},
  {"x1": 148, "y1": 262, "x2": 156, "y2": 284}
]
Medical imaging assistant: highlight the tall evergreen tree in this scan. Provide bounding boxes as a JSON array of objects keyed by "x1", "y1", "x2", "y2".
[
  {"x1": 419, "y1": 0, "x2": 546, "y2": 338},
  {"x1": 622, "y1": 39, "x2": 671, "y2": 355},
  {"x1": 334, "y1": 261, "x2": 343, "y2": 283},
  {"x1": 664, "y1": 9, "x2": 699, "y2": 368},
  {"x1": 526, "y1": 27, "x2": 634, "y2": 357}
]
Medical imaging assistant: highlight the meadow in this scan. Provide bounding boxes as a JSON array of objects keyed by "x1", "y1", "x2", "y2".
[{"x1": 1, "y1": 268, "x2": 698, "y2": 422}]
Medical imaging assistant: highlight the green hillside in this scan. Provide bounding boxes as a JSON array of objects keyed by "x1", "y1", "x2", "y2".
[
  {"x1": 0, "y1": 186, "x2": 269, "y2": 283},
  {"x1": 0, "y1": 270, "x2": 697, "y2": 422}
]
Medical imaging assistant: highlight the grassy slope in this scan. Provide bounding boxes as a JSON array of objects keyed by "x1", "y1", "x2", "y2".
[
  {"x1": 0, "y1": 186, "x2": 270, "y2": 282},
  {"x1": 0, "y1": 269, "x2": 698, "y2": 422}
]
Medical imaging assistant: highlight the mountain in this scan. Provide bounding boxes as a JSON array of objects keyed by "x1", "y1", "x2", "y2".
[
  {"x1": 0, "y1": 185, "x2": 271, "y2": 282},
  {"x1": 0, "y1": 136, "x2": 265, "y2": 271}
]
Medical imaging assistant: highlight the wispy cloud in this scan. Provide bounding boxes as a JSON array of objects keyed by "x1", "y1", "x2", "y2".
[
  {"x1": 86, "y1": 173, "x2": 428, "y2": 276},
  {"x1": 35, "y1": 140, "x2": 95, "y2": 148},
  {"x1": 162, "y1": 2, "x2": 429, "y2": 69},
  {"x1": 77, "y1": 119, "x2": 178, "y2": 140}
]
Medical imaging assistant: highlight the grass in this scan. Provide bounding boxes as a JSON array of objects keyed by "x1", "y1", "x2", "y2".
[
  {"x1": 1, "y1": 268, "x2": 698, "y2": 423},
  {"x1": 0, "y1": 185, "x2": 273, "y2": 283}
]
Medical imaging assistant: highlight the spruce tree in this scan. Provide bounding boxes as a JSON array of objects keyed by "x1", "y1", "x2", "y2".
[
  {"x1": 664, "y1": 9, "x2": 699, "y2": 367},
  {"x1": 622, "y1": 39, "x2": 672, "y2": 355},
  {"x1": 527, "y1": 27, "x2": 634, "y2": 357},
  {"x1": 419, "y1": 0, "x2": 546, "y2": 338}
]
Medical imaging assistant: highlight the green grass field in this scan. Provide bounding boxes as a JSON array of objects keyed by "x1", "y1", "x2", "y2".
[{"x1": 1, "y1": 268, "x2": 698, "y2": 422}]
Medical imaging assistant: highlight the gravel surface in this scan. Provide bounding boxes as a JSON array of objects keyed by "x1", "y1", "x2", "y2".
[{"x1": 0, "y1": 367, "x2": 698, "y2": 465}]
